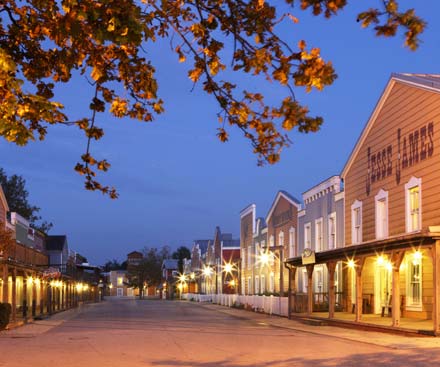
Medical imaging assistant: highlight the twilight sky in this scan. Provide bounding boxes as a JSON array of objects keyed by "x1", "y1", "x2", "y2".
[{"x1": 2, "y1": 1, "x2": 440, "y2": 265}]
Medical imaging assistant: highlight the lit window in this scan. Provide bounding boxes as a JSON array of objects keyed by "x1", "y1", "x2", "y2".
[
  {"x1": 406, "y1": 253, "x2": 422, "y2": 310},
  {"x1": 247, "y1": 277, "x2": 252, "y2": 295},
  {"x1": 375, "y1": 189, "x2": 388, "y2": 239},
  {"x1": 405, "y1": 177, "x2": 422, "y2": 233},
  {"x1": 117, "y1": 277, "x2": 123, "y2": 286},
  {"x1": 247, "y1": 245, "x2": 252, "y2": 269},
  {"x1": 289, "y1": 227, "x2": 296, "y2": 257},
  {"x1": 351, "y1": 200, "x2": 362, "y2": 244},
  {"x1": 269, "y1": 272, "x2": 274, "y2": 292},
  {"x1": 328, "y1": 213, "x2": 336, "y2": 250},
  {"x1": 315, "y1": 218, "x2": 323, "y2": 252}
]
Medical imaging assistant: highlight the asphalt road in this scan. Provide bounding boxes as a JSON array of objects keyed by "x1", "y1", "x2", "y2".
[{"x1": 1, "y1": 298, "x2": 440, "y2": 366}]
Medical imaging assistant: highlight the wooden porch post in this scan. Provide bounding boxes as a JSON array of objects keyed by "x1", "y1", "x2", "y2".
[
  {"x1": 327, "y1": 261, "x2": 336, "y2": 319},
  {"x1": 2, "y1": 265, "x2": 8, "y2": 303},
  {"x1": 22, "y1": 273, "x2": 28, "y2": 318},
  {"x1": 391, "y1": 250, "x2": 405, "y2": 327},
  {"x1": 430, "y1": 241, "x2": 440, "y2": 335},
  {"x1": 355, "y1": 257, "x2": 366, "y2": 322},
  {"x1": 287, "y1": 266, "x2": 297, "y2": 319},
  {"x1": 11, "y1": 268, "x2": 16, "y2": 321},
  {"x1": 32, "y1": 273, "x2": 37, "y2": 317},
  {"x1": 306, "y1": 264, "x2": 314, "y2": 316}
]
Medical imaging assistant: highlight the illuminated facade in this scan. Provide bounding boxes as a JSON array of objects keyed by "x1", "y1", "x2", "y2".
[{"x1": 286, "y1": 74, "x2": 440, "y2": 334}]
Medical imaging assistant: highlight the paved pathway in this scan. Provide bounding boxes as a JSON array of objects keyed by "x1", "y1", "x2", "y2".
[{"x1": 1, "y1": 298, "x2": 440, "y2": 366}]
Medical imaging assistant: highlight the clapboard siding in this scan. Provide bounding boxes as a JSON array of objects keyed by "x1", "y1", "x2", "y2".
[{"x1": 344, "y1": 81, "x2": 440, "y2": 244}]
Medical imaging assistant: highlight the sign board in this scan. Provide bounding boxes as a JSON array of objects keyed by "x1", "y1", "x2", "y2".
[
  {"x1": 301, "y1": 248, "x2": 315, "y2": 265},
  {"x1": 42, "y1": 267, "x2": 61, "y2": 279}
]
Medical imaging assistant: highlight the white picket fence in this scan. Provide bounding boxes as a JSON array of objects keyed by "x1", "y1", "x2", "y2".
[{"x1": 182, "y1": 293, "x2": 288, "y2": 317}]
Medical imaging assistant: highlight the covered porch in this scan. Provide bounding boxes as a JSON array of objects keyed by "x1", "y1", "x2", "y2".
[{"x1": 285, "y1": 231, "x2": 440, "y2": 335}]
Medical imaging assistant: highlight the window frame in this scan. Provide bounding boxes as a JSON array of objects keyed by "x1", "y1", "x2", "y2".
[
  {"x1": 315, "y1": 217, "x2": 323, "y2": 252},
  {"x1": 375, "y1": 189, "x2": 389, "y2": 239},
  {"x1": 406, "y1": 254, "x2": 423, "y2": 311},
  {"x1": 405, "y1": 176, "x2": 422, "y2": 233},
  {"x1": 289, "y1": 227, "x2": 296, "y2": 257},
  {"x1": 328, "y1": 212, "x2": 336, "y2": 250},
  {"x1": 351, "y1": 200, "x2": 363, "y2": 244},
  {"x1": 304, "y1": 222, "x2": 312, "y2": 250}
]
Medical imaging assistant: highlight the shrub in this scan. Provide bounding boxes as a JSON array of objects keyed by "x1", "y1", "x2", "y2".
[{"x1": 0, "y1": 303, "x2": 12, "y2": 329}]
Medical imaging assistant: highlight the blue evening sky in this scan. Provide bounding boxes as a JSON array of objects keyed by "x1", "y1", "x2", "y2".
[{"x1": 1, "y1": 1, "x2": 439, "y2": 265}]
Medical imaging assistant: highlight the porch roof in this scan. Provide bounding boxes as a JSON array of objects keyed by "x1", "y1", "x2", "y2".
[{"x1": 285, "y1": 229, "x2": 440, "y2": 267}]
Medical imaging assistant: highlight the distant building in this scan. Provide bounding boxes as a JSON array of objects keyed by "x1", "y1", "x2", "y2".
[{"x1": 108, "y1": 270, "x2": 134, "y2": 297}]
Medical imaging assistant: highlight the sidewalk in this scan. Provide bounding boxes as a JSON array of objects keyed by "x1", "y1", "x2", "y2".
[
  {"x1": 0, "y1": 302, "x2": 98, "y2": 337},
  {"x1": 192, "y1": 301, "x2": 440, "y2": 350}
]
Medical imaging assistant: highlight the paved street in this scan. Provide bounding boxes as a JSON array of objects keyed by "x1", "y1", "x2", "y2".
[{"x1": 1, "y1": 299, "x2": 440, "y2": 367}]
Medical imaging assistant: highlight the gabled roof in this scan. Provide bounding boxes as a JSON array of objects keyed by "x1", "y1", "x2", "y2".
[
  {"x1": 162, "y1": 259, "x2": 178, "y2": 270},
  {"x1": 193, "y1": 239, "x2": 211, "y2": 255},
  {"x1": 342, "y1": 73, "x2": 440, "y2": 178},
  {"x1": 127, "y1": 251, "x2": 143, "y2": 258},
  {"x1": 266, "y1": 190, "x2": 301, "y2": 224},
  {"x1": 45, "y1": 235, "x2": 68, "y2": 251}
]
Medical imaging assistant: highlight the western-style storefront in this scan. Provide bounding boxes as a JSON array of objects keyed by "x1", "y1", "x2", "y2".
[{"x1": 286, "y1": 231, "x2": 440, "y2": 334}]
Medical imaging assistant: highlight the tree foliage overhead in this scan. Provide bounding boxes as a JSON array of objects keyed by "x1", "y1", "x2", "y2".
[
  {"x1": 0, "y1": 168, "x2": 53, "y2": 233},
  {"x1": 0, "y1": 0, "x2": 425, "y2": 197}
]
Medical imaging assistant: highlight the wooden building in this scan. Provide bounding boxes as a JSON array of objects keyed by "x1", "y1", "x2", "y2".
[{"x1": 286, "y1": 73, "x2": 440, "y2": 334}]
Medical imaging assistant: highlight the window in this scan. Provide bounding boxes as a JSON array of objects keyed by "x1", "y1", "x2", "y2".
[
  {"x1": 405, "y1": 177, "x2": 422, "y2": 233},
  {"x1": 314, "y1": 266, "x2": 323, "y2": 293},
  {"x1": 375, "y1": 189, "x2": 388, "y2": 239},
  {"x1": 242, "y1": 248, "x2": 246, "y2": 270},
  {"x1": 269, "y1": 272, "x2": 274, "y2": 292},
  {"x1": 351, "y1": 200, "x2": 362, "y2": 244},
  {"x1": 117, "y1": 277, "x2": 123, "y2": 286},
  {"x1": 289, "y1": 227, "x2": 296, "y2": 257},
  {"x1": 328, "y1": 213, "x2": 336, "y2": 250},
  {"x1": 269, "y1": 235, "x2": 274, "y2": 247},
  {"x1": 255, "y1": 242, "x2": 260, "y2": 261},
  {"x1": 302, "y1": 269, "x2": 308, "y2": 293},
  {"x1": 315, "y1": 218, "x2": 323, "y2": 252},
  {"x1": 406, "y1": 253, "x2": 422, "y2": 310},
  {"x1": 241, "y1": 277, "x2": 246, "y2": 296},
  {"x1": 304, "y1": 223, "x2": 311, "y2": 249},
  {"x1": 278, "y1": 231, "x2": 284, "y2": 248},
  {"x1": 247, "y1": 245, "x2": 252, "y2": 269},
  {"x1": 247, "y1": 277, "x2": 252, "y2": 295},
  {"x1": 261, "y1": 275, "x2": 266, "y2": 294},
  {"x1": 255, "y1": 276, "x2": 260, "y2": 294}
]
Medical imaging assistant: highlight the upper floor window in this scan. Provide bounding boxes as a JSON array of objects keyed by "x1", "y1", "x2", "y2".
[
  {"x1": 247, "y1": 245, "x2": 252, "y2": 269},
  {"x1": 351, "y1": 200, "x2": 362, "y2": 244},
  {"x1": 315, "y1": 218, "x2": 323, "y2": 252},
  {"x1": 405, "y1": 177, "x2": 422, "y2": 233},
  {"x1": 289, "y1": 227, "x2": 296, "y2": 257},
  {"x1": 304, "y1": 223, "x2": 311, "y2": 249},
  {"x1": 117, "y1": 277, "x2": 123, "y2": 286},
  {"x1": 375, "y1": 189, "x2": 389, "y2": 239},
  {"x1": 278, "y1": 231, "x2": 284, "y2": 248},
  {"x1": 269, "y1": 235, "x2": 274, "y2": 247},
  {"x1": 328, "y1": 213, "x2": 336, "y2": 250}
]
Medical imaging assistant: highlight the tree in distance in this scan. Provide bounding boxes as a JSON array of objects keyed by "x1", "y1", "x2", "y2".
[
  {"x1": 172, "y1": 246, "x2": 191, "y2": 274},
  {"x1": 128, "y1": 246, "x2": 170, "y2": 299},
  {"x1": 0, "y1": 0, "x2": 425, "y2": 197},
  {"x1": 0, "y1": 168, "x2": 53, "y2": 233}
]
